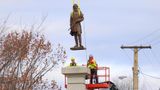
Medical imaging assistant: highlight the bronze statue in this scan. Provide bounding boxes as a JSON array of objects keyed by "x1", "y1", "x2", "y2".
[{"x1": 70, "y1": 4, "x2": 84, "y2": 49}]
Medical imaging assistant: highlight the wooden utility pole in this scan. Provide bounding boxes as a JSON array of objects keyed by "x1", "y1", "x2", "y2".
[{"x1": 121, "y1": 45, "x2": 151, "y2": 90}]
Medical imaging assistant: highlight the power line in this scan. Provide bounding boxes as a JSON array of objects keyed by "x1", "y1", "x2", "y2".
[
  {"x1": 152, "y1": 40, "x2": 160, "y2": 46},
  {"x1": 149, "y1": 50, "x2": 160, "y2": 66},
  {"x1": 145, "y1": 34, "x2": 160, "y2": 45},
  {"x1": 141, "y1": 50, "x2": 160, "y2": 74},
  {"x1": 139, "y1": 67, "x2": 160, "y2": 80},
  {"x1": 121, "y1": 45, "x2": 151, "y2": 90},
  {"x1": 139, "y1": 70, "x2": 160, "y2": 80},
  {"x1": 140, "y1": 71, "x2": 154, "y2": 90},
  {"x1": 139, "y1": 67, "x2": 160, "y2": 90},
  {"x1": 121, "y1": 49, "x2": 133, "y2": 63},
  {"x1": 130, "y1": 29, "x2": 160, "y2": 44},
  {"x1": 141, "y1": 51, "x2": 155, "y2": 67}
]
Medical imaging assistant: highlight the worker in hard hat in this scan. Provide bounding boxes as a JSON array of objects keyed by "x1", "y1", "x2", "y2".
[
  {"x1": 70, "y1": 57, "x2": 77, "y2": 66},
  {"x1": 87, "y1": 55, "x2": 98, "y2": 84},
  {"x1": 70, "y1": 4, "x2": 84, "y2": 48}
]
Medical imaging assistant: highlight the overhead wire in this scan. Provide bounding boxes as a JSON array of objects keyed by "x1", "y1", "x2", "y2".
[
  {"x1": 132, "y1": 29, "x2": 160, "y2": 80},
  {"x1": 122, "y1": 28, "x2": 160, "y2": 89},
  {"x1": 151, "y1": 39, "x2": 160, "y2": 46},
  {"x1": 145, "y1": 34, "x2": 160, "y2": 45},
  {"x1": 139, "y1": 70, "x2": 160, "y2": 80},
  {"x1": 149, "y1": 50, "x2": 160, "y2": 66},
  {"x1": 138, "y1": 46, "x2": 160, "y2": 88},
  {"x1": 120, "y1": 49, "x2": 134, "y2": 75},
  {"x1": 140, "y1": 72, "x2": 148, "y2": 90},
  {"x1": 130, "y1": 28, "x2": 160, "y2": 45},
  {"x1": 141, "y1": 51, "x2": 155, "y2": 67},
  {"x1": 140, "y1": 70, "x2": 154, "y2": 90},
  {"x1": 141, "y1": 50, "x2": 160, "y2": 75},
  {"x1": 139, "y1": 67, "x2": 159, "y2": 89},
  {"x1": 121, "y1": 49, "x2": 133, "y2": 63},
  {"x1": 121, "y1": 49, "x2": 160, "y2": 88},
  {"x1": 130, "y1": 28, "x2": 160, "y2": 48},
  {"x1": 127, "y1": 28, "x2": 160, "y2": 68}
]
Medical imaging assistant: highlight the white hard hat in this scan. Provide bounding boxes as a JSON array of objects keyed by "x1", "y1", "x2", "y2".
[{"x1": 89, "y1": 54, "x2": 93, "y2": 58}]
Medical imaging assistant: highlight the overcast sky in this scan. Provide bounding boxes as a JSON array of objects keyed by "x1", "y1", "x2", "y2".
[{"x1": 0, "y1": 0, "x2": 160, "y2": 89}]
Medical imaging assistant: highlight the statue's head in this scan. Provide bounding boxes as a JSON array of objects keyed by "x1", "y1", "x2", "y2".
[{"x1": 73, "y1": 4, "x2": 78, "y2": 12}]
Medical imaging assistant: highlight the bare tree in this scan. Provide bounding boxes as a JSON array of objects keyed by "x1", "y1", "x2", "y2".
[{"x1": 0, "y1": 30, "x2": 66, "y2": 90}]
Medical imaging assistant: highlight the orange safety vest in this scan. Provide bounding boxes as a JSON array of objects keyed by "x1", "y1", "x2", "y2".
[{"x1": 88, "y1": 59, "x2": 97, "y2": 69}]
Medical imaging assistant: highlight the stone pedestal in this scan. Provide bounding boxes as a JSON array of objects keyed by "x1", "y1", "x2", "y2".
[{"x1": 62, "y1": 66, "x2": 90, "y2": 90}]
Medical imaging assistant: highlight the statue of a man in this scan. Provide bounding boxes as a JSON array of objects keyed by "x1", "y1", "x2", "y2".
[{"x1": 70, "y1": 4, "x2": 84, "y2": 48}]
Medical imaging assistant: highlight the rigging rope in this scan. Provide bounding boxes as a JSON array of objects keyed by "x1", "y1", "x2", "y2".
[
  {"x1": 71, "y1": 0, "x2": 88, "y2": 61},
  {"x1": 71, "y1": 0, "x2": 80, "y2": 7},
  {"x1": 83, "y1": 20, "x2": 88, "y2": 61},
  {"x1": 71, "y1": 0, "x2": 81, "y2": 16}
]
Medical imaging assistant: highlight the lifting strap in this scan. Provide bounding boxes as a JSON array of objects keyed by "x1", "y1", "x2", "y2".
[
  {"x1": 71, "y1": 0, "x2": 80, "y2": 7},
  {"x1": 71, "y1": 0, "x2": 81, "y2": 17}
]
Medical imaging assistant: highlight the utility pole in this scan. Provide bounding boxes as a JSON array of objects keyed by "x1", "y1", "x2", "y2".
[{"x1": 121, "y1": 45, "x2": 151, "y2": 90}]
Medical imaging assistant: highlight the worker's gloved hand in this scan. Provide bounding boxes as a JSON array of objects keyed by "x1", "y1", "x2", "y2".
[
  {"x1": 96, "y1": 64, "x2": 98, "y2": 68},
  {"x1": 96, "y1": 66, "x2": 98, "y2": 69}
]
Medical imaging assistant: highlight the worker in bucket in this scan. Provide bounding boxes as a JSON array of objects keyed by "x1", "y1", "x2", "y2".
[
  {"x1": 70, "y1": 57, "x2": 77, "y2": 66},
  {"x1": 87, "y1": 55, "x2": 99, "y2": 84},
  {"x1": 70, "y1": 4, "x2": 84, "y2": 48}
]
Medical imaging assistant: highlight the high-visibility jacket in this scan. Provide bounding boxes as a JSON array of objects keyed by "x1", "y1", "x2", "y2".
[
  {"x1": 70, "y1": 62, "x2": 77, "y2": 66},
  {"x1": 87, "y1": 59, "x2": 97, "y2": 69},
  {"x1": 71, "y1": 9, "x2": 81, "y2": 17}
]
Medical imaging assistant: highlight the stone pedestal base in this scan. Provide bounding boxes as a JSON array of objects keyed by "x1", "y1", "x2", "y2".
[{"x1": 62, "y1": 66, "x2": 90, "y2": 90}]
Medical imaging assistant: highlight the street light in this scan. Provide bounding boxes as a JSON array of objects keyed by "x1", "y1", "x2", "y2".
[{"x1": 118, "y1": 76, "x2": 127, "y2": 80}]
